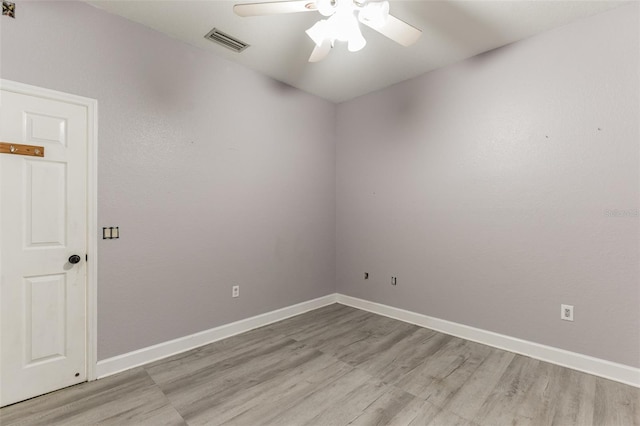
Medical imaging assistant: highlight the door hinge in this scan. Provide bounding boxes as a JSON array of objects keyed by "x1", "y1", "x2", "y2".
[{"x1": 85, "y1": 254, "x2": 88, "y2": 262}]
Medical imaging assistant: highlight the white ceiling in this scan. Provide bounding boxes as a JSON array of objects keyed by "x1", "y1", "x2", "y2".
[{"x1": 88, "y1": 1, "x2": 628, "y2": 103}]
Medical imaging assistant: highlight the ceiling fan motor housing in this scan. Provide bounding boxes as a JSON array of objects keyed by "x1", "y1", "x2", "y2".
[{"x1": 234, "y1": 0, "x2": 421, "y2": 62}]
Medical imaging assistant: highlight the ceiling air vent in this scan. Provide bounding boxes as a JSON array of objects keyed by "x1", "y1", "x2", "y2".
[{"x1": 204, "y1": 28, "x2": 249, "y2": 53}]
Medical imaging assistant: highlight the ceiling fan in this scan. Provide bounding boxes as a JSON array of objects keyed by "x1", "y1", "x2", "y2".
[{"x1": 234, "y1": 0, "x2": 422, "y2": 62}]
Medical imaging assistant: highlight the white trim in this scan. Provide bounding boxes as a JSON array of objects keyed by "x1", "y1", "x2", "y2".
[
  {"x1": 96, "y1": 294, "x2": 338, "y2": 378},
  {"x1": 336, "y1": 294, "x2": 640, "y2": 388},
  {"x1": 0, "y1": 80, "x2": 99, "y2": 381},
  {"x1": 86, "y1": 94, "x2": 99, "y2": 381},
  {"x1": 95, "y1": 292, "x2": 638, "y2": 388}
]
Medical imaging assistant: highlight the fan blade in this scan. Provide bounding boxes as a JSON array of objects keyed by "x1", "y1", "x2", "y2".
[
  {"x1": 234, "y1": 1, "x2": 316, "y2": 17},
  {"x1": 308, "y1": 39, "x2": 332, "y2": 62},
  {"x1": 361, "y1": 14, "x2": 421, "y2": 47}
]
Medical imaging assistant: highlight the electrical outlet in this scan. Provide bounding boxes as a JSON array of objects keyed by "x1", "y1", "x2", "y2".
[
  {"x1": 232, "y1": 285, "x2": 239, "y2": 298},
  {"x1": 364, "y1": 272, "x2": 369, "y2": 280},
  {"x1": 561, "y1": 304, "x2": 574, "y2": 321},
  {"x1": 391, "y1": 276, "x2": 397, "y2": 286}
]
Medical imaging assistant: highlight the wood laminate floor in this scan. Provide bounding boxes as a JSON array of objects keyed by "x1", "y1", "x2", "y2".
[{"x1": 1, "y1": 304, "x2": 638, "y2": 425}]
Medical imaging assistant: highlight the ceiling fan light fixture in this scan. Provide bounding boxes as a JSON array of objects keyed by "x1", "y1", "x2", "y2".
[
  {"x1": 315, "y1": 0, "x2": 335, "y2": 17},
  {"x1": 306, "y1": 0, "x2": 367, "y2": 56},
  {"x1": 329, "y1": 10, "x2": 358, "y2": 42},
  {"x1": 331, "y1": 12, "x2": 366, "y2": 51},
  {"x1": 235, "y1": 0, "x2": 421, "y2": 62},
  {"x1": 347, "y1": 31, "x2": 366, "y2": 52}
]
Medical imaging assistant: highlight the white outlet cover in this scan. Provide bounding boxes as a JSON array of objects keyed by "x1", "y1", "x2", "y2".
[{"x1": 561, "y1": 304, "x2": 574, "y2": 321}]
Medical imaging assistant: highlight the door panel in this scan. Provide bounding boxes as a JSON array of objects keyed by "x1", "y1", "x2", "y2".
[
  {"x1": 25, "y1": 112, "x2": 67, "y2": 147},
  {"x1": 25, "y1": 160, "x2": 67, "y2": 247},
  {"x1": 1, "y1": 89, "x2": 88, "y2": 407},
  {"x1": 25, "y1": 274, "x2": 67, "y2": 364}
]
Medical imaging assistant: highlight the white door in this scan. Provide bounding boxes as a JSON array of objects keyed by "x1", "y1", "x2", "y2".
[{"x1": 0, "y1": 88, "x2": 88, "y2": 407}]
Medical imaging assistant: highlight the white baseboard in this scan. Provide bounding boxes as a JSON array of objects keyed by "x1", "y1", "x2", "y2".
[
  {"x1": 96, "y1": 294, "x2": 338, "y2": 379},
  {"x1": 96, "y1": 292, "x2": 638, "y2": 389},
  {"x1": 336, "y1": 294, "x2": 640, "y2": 388}
]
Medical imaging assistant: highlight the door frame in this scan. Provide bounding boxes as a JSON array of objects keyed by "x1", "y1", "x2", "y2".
[{"x1": 0, "y1": 79, "x2": 99, "y2": 381}]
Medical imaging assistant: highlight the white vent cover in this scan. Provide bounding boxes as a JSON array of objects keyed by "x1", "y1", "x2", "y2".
[{"x1": 204, "y1": 28, "x2": 249, "y2": 52}]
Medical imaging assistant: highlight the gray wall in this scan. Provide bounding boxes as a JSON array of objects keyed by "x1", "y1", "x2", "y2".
[
  {"x1": 336, "y1": 4, "x2": 639, "y2": 367},
  {"x1": 1, "y1": 1, "x2": 336, "y2": 360}
]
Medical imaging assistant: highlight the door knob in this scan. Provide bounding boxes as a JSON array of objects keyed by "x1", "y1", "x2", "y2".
[{"x1": 68, "y1": 255, "x2": 81, "y2": 264}]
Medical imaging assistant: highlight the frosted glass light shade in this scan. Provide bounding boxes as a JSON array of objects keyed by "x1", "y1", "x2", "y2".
[
  {"x1": 307, "y1": 0, "x2": 375, "y2": 59},
  {"x1": 316, "y1": 0, "x2": 334, "y2": 17},
  {"x1": 348, "y1": 32, "x2": 366, "y2": 52}
]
